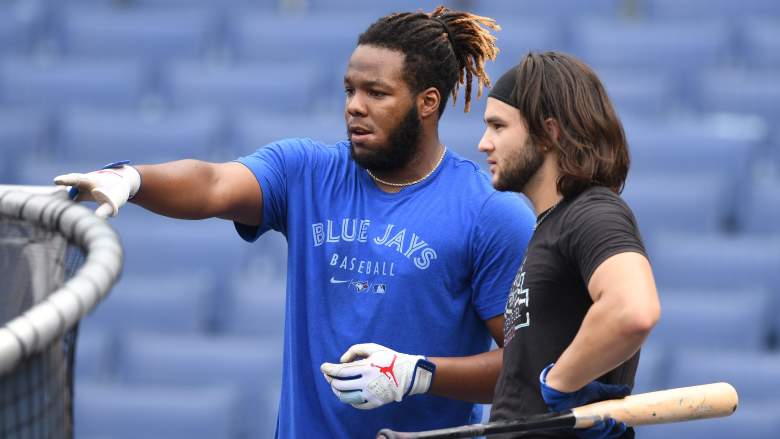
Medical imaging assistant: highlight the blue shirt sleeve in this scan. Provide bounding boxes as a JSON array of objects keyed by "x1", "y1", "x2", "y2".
[
  {"x1": 233, "y1": 138, "x2": 313, "y2": 241},
  {"x1": 470, "y1": 192, "x2": 536, "y2": 321}
]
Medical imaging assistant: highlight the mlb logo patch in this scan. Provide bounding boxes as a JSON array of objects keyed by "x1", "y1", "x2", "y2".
[{"x1": 372, "y1": 284, "x2": 387, "y2": 294}]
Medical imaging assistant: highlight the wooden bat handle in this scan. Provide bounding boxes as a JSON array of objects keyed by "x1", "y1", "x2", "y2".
[{"x1": 572, "y1": 382, "x2": 738, "y2": 428}]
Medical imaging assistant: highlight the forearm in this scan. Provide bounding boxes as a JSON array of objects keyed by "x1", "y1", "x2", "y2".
[
  {"x1": 545, "y1": 299, "x2": 651, "y2": 392},
  {"x1": 132, "y1": 160, "x2": 226, "y2": 220},
  {"x1": 428, "y1": 348, "x2": 502, "y2": 403}
]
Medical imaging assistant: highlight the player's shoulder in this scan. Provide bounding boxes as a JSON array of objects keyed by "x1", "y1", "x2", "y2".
[
  {"x1": 442, "y1": 151, "x2": 534, "y2": 221},
  {"x1": 442, "y1": 150, "x2": 496, "y2": 194},
  {"x1": 253, "y1": 137, "x2": 350, "y2": 163},
  {"x1": 261, "y1": 137, "x2": 348, "y2": 154},
  {"x1": 561, "y1": 185, "x2": 637, "y2": 228},
  {"x1": 568, "y1": 185, "x2": 631, "y2": 211}
]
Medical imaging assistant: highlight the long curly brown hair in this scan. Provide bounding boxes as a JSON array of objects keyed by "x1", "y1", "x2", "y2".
[{"x1": 511, "y1": 51, "x2": 630, "y2": 196}]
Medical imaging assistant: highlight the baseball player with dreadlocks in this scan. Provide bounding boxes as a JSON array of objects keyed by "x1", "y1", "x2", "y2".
[{"x1": 55, "y1": 7, "x2": 536, "y2": 438}]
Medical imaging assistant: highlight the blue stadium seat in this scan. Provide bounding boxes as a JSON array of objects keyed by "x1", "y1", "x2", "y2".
[
  {"x1": 645, "y1": 290, "x2": 772, "y2": 351},
  {"x1": 81, "y1": 272, "x2": 215, "y2": 334},
  {"x1": 228, "y1": 10, "x2": 371, "y2": 109},
  {"x1": 633, "y1": 343, "x2": 667, "y2": 394},
  {"x1": 75, "y1": 329, "x2": 114, "y2": 381},
  {"x1": 667, "y1": 349, "x2": 780, "y2": 401},
  {"x1": 232, "y1": 111, "x2": 346, "y2": 154},
  {"x1": 229, "y1": 11, "x2": 371, "y2": 66},
  {"x1": 649, "y1": 233, "x2": 780, "y2": 292},
  {"x1": 741, "y1": 19, "x2": 780, "y2": 69},
  {"x1": 623, "y1": 115, "x2": 762, "y2": 178},
  {"x1": 163, "y1": 60, "x2": 318, "y2": 112},
  {"x1": 116, "y1": 218, "x2": 250, "y2": 279},
  {"x1": 597, "y1": 69, "x2": 676, "y2": 116},
  {"x1": 698, "y1": 69, "x2": 780, "y2": 122},
  {"x1": 58, "y1": 7, "x2": 217, "y2": 62},
  {"x1": 640, "y1": 402, "x2": 780, "y2": 439},
  {"x1": 118, "y1": 332, "x2": 282, "y2": 438},
  {"x1": 621, "y1": 173, "x2": 727, "y2": 237},
  {"x1": 473, "y1": 0, "x2": 620, "y2": 18},
  {"x1": 14, "y1": 158, "x2": 109, "y2": 186},
  {"x1": 0, "y1": 58, "x2": 146, "y2": 108},
  {"x1": 645, "y1": 0, "x2": 780, "y2": 18},
  {"x1": 0, "y1": 2, "x2": 40, "y2": 54},
  {"x1": 75, "y1": 381, "x2": 240, "y2": 439},
  {"x1": 59, "y1": 107, "x2": 225, "y2": 163},
  {"x1": 737, "y1": 169, "x2": 780, "y2": 234},
  {"x1": 57, "y1": 0, "x2": 277, "y2": 8},
  {"x1": 573, "y1": 20, "x2": 731, "y2": 74},
  {"x1": 486, "y1": 20, "x2": 566, "y2": 76},
  {"x1": 0, "y1": 108, "x2": 49, "y2": 183},
  {"x1": 222, "y1": 275, "x2": 286, "y2": 337},
  {"x1": 305, "y1": 0, "x2": 444, "y2": 13},
  {"x1": 438, "y1": 114, "x2": 487, "y2": 166}
]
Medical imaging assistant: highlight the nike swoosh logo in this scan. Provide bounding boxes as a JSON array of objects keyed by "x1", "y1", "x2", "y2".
[{"x1": 330, "y1": 277, "x2": 350, "y2": 284}]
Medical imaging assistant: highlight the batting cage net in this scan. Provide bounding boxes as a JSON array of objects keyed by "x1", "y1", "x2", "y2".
[{"x1": 0, "y1": 186, "x2": 123, "y2": 439}]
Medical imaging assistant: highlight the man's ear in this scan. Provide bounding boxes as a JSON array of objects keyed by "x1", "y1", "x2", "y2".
[
  {"x1": 544, "y1": 118, "x2": 561, "y2": 143},
  {"x1": 418, "y1": 87, "x2": 441, "y2": 119}
]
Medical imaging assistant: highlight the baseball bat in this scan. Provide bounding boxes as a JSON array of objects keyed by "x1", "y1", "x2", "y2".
[{"x1": 376, "y1": 382, "x2": 738, "y2": 438}]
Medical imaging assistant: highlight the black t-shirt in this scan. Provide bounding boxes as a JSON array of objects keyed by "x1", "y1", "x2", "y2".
[{"x1": 489, "y1": 186, "x2": 646, "y2": 439}]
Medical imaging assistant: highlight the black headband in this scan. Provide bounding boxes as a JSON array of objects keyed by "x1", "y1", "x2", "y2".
[{"x1": 488, "y1": 64, "x2": 520, "y2": 108}]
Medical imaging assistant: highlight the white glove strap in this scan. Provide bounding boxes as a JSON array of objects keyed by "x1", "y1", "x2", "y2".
[
  {"x1": 117, "y1": 165, "x2": 142, "y2": 199},
  {"x1": 405, "y1": 357, "x2": 436, "y2": 397}
]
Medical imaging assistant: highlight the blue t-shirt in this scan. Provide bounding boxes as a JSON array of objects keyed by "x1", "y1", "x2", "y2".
[{"x1": 236, "y1": 139, "x2": 535, "y2": 439}]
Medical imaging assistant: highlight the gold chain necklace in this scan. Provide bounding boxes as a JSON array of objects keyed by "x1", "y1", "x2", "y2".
[{"x1": 366, "y1": 146, "x2": 447, "y2": 188}]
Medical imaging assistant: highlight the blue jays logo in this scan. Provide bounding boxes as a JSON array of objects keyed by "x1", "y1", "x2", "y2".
[{"x1": 350, "y1": 280, "x2": 369, "y2": 293}]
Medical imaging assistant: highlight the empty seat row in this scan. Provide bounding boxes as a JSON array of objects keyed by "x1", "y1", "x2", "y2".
[
  {"x1": 74, "y1": 332, "x2": 780, "y2": 438},
  {"x1": 0, "y1": 59, "x2": 322, "y2": 112},
  {"x1": 75, "y1": 331, "x2": 283, "y2": 438},
  {"x1": 3, "y1": 59, "x2": 780, "y2": 123},
  {"x1": 6, "y1": 4, "x2": 780, "y2": 75},
  {"x1": 80, "y1": 270, "x2": 287, "y2": 338},
  {"x1": 649, "y1": 233, "x2": 780, "y2": 291},
  {"x1": 636, "y1": 347, "x2": 780, "y2": 401},
  {"x1": 75, "y1": 381, "x2": 242, "y2": 439},
  {"x1": 3, "y1": 105, "x2": 774, "y2": 166}
]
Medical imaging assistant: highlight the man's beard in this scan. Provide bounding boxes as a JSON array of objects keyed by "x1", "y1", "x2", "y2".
[
  {"x1": 494, "y1": 138, "x2": 545, "y2": 193},
  {"x1": 350, "y1": 105, "x2": 422, "y2": 172}
]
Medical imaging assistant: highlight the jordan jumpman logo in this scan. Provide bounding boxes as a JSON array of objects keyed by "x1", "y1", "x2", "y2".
[{"x1": 371, "y1": 354, "x2": 399, "y2": 387}]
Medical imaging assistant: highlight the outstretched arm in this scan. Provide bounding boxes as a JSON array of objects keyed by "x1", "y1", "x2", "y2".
[
  {"x1": 55, "y1": 160, "x2": 262, "y2": 226},
  {"x1": 133, "y1": 161, "x2": 262, "y2": 225}
]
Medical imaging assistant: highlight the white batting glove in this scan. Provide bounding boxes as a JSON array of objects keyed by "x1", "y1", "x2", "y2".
[
  {"x1": 320, "y1": 343, "x2": 436, "y2": 410},
  {"x1": 53, "y1": 161, "x2": 141, "y2": 219}
]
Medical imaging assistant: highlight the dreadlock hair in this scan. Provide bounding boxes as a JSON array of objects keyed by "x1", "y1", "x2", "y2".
[{"x1": 357, "y1": 6, "x2": 500, "y2": 115}]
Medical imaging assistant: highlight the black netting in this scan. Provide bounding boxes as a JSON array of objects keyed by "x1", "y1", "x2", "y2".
[{"x1": 0, "y1": 216, "x2": 85, "y2": 439}]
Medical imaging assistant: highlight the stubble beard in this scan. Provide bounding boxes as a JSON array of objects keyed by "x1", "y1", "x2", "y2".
[{"x1": 494, "y1": 139, "x2": 545, "y2": 194}]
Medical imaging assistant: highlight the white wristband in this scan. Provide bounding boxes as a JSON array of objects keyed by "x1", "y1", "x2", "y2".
[{"x1": 120, "y1": 165, "x2": 142, "y2": 199}]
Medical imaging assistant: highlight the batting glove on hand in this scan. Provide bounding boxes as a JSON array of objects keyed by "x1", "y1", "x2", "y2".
[
  {"x1": 540, "y1": 363, "x2": 631, "y2": 439},
  {"x1": 53, "y1": 161, "x2": 140, "y2": 219},
  {"x1": 320, "y1": 343, "x2": 436, "y2": 410}
]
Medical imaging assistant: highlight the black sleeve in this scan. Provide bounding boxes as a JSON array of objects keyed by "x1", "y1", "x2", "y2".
[{"x1": 560, "y1": 190, "x2": 647, "y2": 285}]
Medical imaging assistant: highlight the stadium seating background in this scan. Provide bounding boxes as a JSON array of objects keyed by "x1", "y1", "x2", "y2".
[{"x1": 1, "y1": 0, "x2": 779, "y2": 437}]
